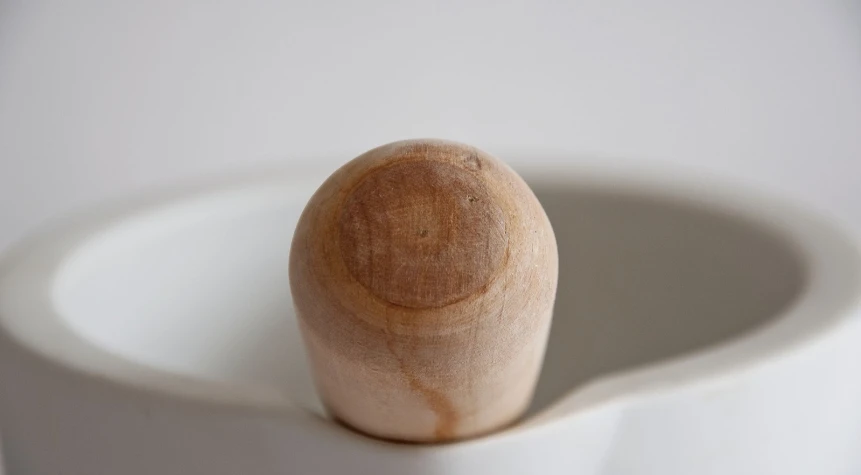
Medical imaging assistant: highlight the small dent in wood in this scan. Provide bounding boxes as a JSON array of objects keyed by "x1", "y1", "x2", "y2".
[{"x1": 464, "y1": 153, "x2": 483, "y2": 171}]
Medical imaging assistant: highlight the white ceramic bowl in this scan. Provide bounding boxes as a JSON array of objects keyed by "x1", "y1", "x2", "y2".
[{"x1": 2, "y1": 161, "x2": 861, "y2": 475}]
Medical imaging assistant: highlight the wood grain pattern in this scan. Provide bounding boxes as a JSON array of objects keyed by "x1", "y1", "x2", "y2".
[{"x1": 289, "y1": 139, "x2": 558, "y2": 442}]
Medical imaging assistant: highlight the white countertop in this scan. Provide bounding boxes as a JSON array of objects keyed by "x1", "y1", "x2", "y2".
[{"x1": 1, "y1": 1, "x2": 860, "y2": 248}]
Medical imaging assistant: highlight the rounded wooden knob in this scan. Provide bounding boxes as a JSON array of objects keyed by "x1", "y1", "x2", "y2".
[{"x1": 289, "y1": 139, "x2": 558, "y2": 442}]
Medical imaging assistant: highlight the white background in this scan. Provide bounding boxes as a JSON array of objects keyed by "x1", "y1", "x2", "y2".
[{"x1": 1, "y1": 0, "x2": 860, "y2": 249}]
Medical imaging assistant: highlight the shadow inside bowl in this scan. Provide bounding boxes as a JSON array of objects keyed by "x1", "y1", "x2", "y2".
[
  {"x1": 525, "y1": 182, "x2": 805, "y2": 415},
  {"x1": 51, "y1": 178, "x2": 806, "y2": 419}
]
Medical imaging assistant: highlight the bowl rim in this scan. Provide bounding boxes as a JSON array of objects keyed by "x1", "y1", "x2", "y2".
[{"x1": 1, "y1": 158, "x2": 860, "y2": 448}]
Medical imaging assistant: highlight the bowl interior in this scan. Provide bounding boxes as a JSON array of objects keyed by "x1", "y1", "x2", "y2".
[
  {"x1": 528, "y1": 183, "x2": 804, "y2": 414},
  {"x1": 51, "y1": 177, "x2": 806, "y2": 416}
]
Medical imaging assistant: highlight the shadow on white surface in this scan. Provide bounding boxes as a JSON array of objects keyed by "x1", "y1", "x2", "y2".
[{"x1": 527, "y1": 183, "x2": 804, "y2": 415}]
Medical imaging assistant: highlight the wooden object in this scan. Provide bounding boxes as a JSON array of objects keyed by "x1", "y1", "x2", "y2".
[{"x1": 289, "y1": 139, "x2": 558, "y2": 442}]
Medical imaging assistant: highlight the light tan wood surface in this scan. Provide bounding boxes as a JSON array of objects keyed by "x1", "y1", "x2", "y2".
[{"x1": 289, "y1": 139, "x2": 558, "y2": 442}]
